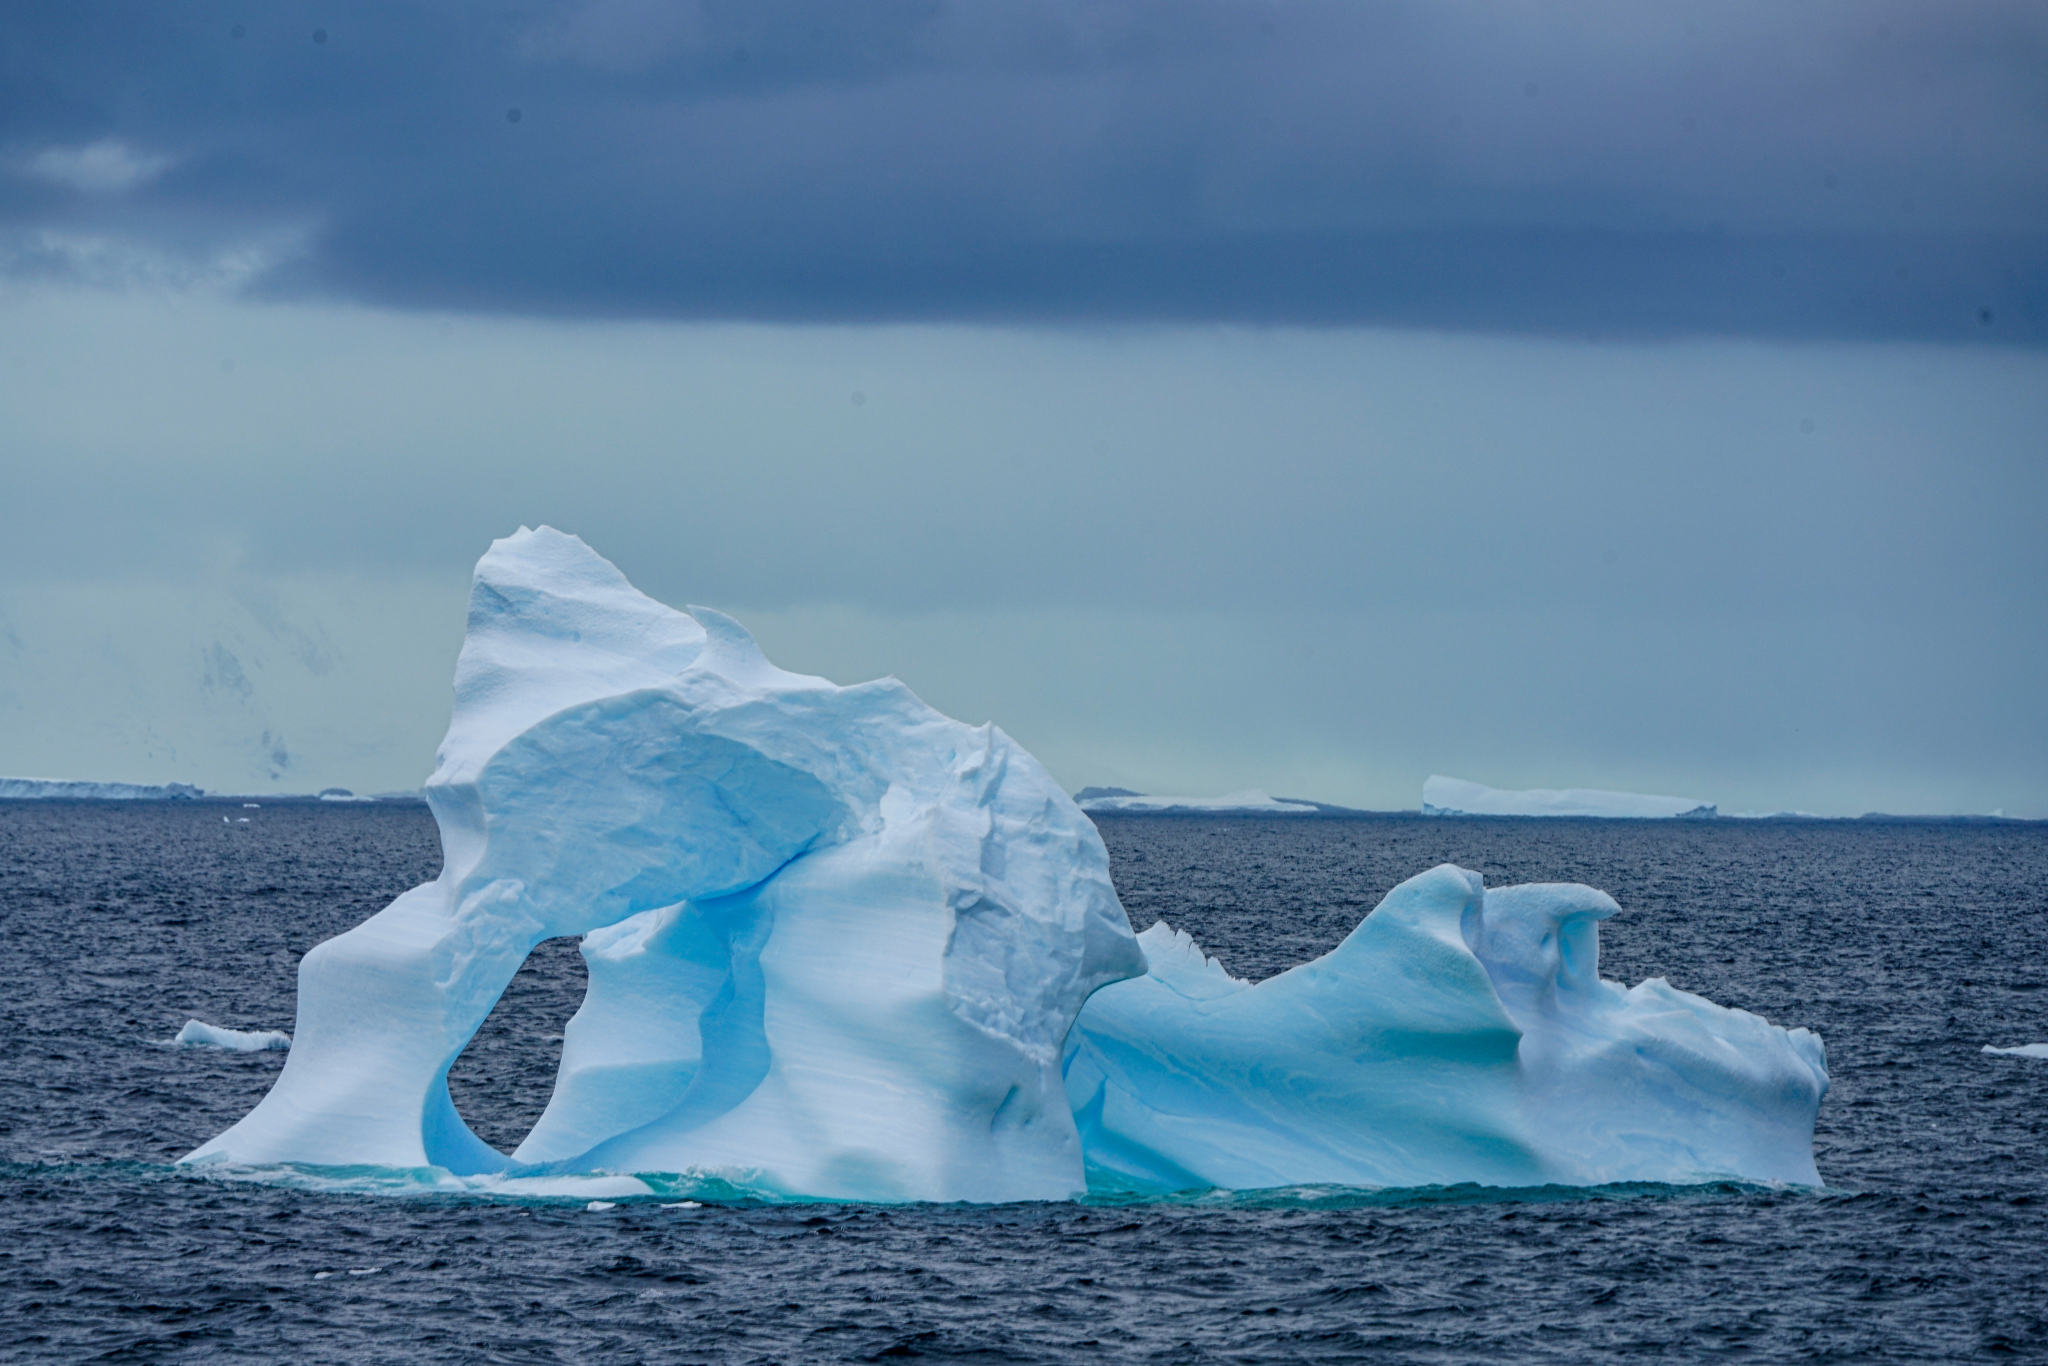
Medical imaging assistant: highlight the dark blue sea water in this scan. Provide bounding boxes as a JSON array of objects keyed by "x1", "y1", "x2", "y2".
[{"x1": 2, "y1": 801, "x2": 2045, "y2": 1363}]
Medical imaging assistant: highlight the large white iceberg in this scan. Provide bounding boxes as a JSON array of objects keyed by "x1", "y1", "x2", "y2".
[
  {"x1": 1424, "y1": 774, "x2": 1717, "y2": 819},
  {"x1": 1074, "y1": 789, "x2": 1321, "y2": 815},
  {"x1": 185, "y1": 529, "x2": 1826, "y2": 1199}
]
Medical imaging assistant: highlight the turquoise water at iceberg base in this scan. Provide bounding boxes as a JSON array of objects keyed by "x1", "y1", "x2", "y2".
[{"x1": 2, "y1": 801, "x2": 2044, "y2": 1362}]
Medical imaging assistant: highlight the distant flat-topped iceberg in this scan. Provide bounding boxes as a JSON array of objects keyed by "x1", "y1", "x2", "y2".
[
  {"x1": 1070, "y1": 867, "x2": 1826, "y2": 1190},
  {"x1": 187, "y1": 527, "x2": 1143, "y2": 1202},
  {"x1": 1424, "y1": 775, "x2": 1716, "y2": 819},
  {"x1": 182, "y1": 529, "x2": 1823, "y2": 1199},
  {"x1": 1074, "y1": 788, "x2": 1322, "y2": 815},
  {"x1": 176, "y1": 1019, "x2": 292, "y2": 1052},
  {"x1": 0, "y1": 777, "x2": 205, "y2": 800}
]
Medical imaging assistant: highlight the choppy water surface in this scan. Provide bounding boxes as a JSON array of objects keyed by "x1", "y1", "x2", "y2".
[{"x1": 2, "y1": 802, "x2": 2043, "y2": 1363}]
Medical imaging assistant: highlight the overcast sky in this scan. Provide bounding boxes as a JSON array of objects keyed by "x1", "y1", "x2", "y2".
[{"x1": 2, "y1": 1, "x2": 2043, "y2": 813}]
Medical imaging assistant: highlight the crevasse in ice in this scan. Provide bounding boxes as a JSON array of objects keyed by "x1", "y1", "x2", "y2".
[{"x1": 184, "y1": 528, "x2": 1828, "y2": 1199}]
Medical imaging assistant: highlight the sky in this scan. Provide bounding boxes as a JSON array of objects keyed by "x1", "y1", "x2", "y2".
[{"x1": 1, "y1": 0, "x2": 2044, "y2": 814}]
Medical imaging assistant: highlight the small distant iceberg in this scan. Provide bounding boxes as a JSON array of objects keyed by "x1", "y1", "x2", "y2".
[
  {"x1": 176, "y1": 1019, "x2": 292, "y2": 1052},
  {"x1": 1, "y1": 777, "x2": 205, "y2": 801},
  {"x1": 1424, "y1": 775, "x2": 1716, "y2": 820},
  {"x1": 1982, "y1": 1043, "x2": 2048, "y2": 1060},
  {"x1": 1074, "y1": 787, "x2": 1322, "y2": 814}
]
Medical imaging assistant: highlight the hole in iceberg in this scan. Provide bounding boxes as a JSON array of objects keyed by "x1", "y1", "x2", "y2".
[{"x1": 446, "y1": 936, "x2": 590, "y2": 1155}]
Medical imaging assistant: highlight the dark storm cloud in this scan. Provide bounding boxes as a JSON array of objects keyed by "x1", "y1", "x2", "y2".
[{"x1": 3, "y1": 0, "x2": 2044, "y2": 339}]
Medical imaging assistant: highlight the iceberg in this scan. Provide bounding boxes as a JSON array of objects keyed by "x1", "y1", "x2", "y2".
[
  {"x1": 1983, "y1": 1043, "x2": 2048, "y2": 1060},
  {"x1": 0, "y1": 777, "x2": 204, "y2": 800},
  {"x1": 184, "y1": 529, "x2": 1827, "y2": 1199},
  {"x1": 1074, "y1": 788, "x2": 1321, "y2": 815},
  {"x1": 1424, "y1": 774, "x2": 1717, "y2": 819},
  {"x1": 185, "y1": 527, "x2": 1143, "y2": 1202},
  {"x1": 175, "y1": 1019, "x2": 291, "y2": 1051},
  {"x1": 1067, "y1": 868, "x2": 1826, "y2": 1189}
]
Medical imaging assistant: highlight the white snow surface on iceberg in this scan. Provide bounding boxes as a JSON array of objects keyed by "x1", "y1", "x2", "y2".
[
  {"x1": 185, "y1": 527, "x2": 1143, "y2": 1202},
  {"x1": 176, "y1": 1019, "x2": 291, "y2": 1051},
  {"x1": 1076, "y1": 789, "x2": 1318, "y2": 814},
  {"x1": 184, "y1": 528, "x2": 1827, "y2": 1200},
  {"x1": 1067, "y1": 866, "x2": 1828, "y2": 1190},
  {"x1": 1982, "y1": 1043, "x2": 2048, "y2": 1059},
  {"x1": 1424, "y1": 775, "x2": 1717, "y2": 819}
]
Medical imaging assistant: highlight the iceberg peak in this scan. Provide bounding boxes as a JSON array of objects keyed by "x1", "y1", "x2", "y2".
[
  {"x1": 1131, "y1": 922, "x2": 1249, "y2": 1002},
  {"x1": 685, "y1": 604, "x2": 785, "y2": 688}
]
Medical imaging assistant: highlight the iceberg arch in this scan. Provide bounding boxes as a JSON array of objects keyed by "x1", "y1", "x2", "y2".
[
  {"x1": 185, "y1": 527, "x2": 1143, "y2": 1201},
  {"x1": 185, "y1": 528, "x2": 1828, "y2": 1200},
  {"x1": 1067, "y1": 868, "x2": 1828, "y2": 1190}
]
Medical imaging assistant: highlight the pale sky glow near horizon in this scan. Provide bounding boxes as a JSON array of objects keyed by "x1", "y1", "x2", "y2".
[{"x1": 2, "y1": 1, "x2": 2044, "y2": 816}]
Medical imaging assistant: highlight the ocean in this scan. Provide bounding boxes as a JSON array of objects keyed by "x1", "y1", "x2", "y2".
[{"x1": 2, "y1": 801, "x2": 2043, "y2": 1362}]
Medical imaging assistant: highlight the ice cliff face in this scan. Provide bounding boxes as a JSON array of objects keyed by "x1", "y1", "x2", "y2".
[
  {"x1": 185, "y1": 528, "x2": 1143, "y2": 1201},
  {"x1": 185, "y1": 529, "x2": 1827, "y2": 1199}
]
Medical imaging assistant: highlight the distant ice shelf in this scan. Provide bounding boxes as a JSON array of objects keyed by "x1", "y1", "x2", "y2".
[
  {"x1": 1423, "y1": 775, "x2": 1717, "y2": 819},
  {"x1": 0, "y1": 778, "x2": 427, "y2": 804},
  {"x1": 1074, "y1": 788, "x2": 1325, "y2": 814},
  {"x1": 178, "y1": 528, "x2": 1829, "y2": 1201},
  {"x1": 0, "y1": 777, "x2": 205, "y2": 800}
]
